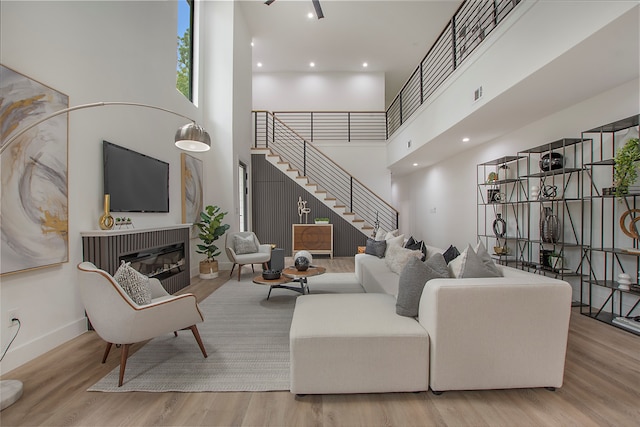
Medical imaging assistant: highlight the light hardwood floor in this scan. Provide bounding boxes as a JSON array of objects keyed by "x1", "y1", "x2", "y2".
[{"x1": 2, "y1": 257, "x2": 639, "y2": 427}]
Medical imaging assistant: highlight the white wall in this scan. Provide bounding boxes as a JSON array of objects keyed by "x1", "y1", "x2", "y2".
[
  {"x1": 253, "y1": 72, "x2": 385, "y2": 111},
  {"x1": 0, "y1": 0, "x2": 249, "y2": 374}
]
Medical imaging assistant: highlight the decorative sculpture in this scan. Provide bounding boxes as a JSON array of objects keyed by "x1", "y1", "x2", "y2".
[{"x1": 297, "y1": 196, "x2": 311, "y2": 224}]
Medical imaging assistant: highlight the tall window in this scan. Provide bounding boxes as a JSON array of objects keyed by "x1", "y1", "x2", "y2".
[{"x1": 176, "y1": 0, "x2": 193, "y2": 101}]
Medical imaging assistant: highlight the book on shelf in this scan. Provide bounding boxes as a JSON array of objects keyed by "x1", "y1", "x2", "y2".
[{"x1": 612, "y1": 316, "x2": 640, "y2": 334}]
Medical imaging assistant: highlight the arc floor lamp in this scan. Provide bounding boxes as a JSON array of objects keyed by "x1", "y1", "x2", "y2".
[{"x1": 0, "y1": 101, "x2": 210, "y2": 411}]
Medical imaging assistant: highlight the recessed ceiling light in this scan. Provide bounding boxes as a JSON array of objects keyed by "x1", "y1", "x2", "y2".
[
  {"x1": 257, "y1": 62, "x2": 263, "y2": 68},
  {"x1": 462, "y1": 137, "x2": 470, "y2": 142},
  {"x1": 307, "y1": 12, "x2": 314, "y2": 19},
  {"x1": 362, "y1": 62, "x2": 368, "y2": 68},
  {"x1": 251, "y1": 41, "x2": 254, "y2": 47},
  {"x1": 309, "y1": 62, "x2": 315, "y2": 68},
  {"x1": 413, "y1": 163, "x2": 418, "y2": 167}
]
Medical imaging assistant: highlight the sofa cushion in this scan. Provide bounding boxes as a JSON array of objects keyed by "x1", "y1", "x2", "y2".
[
  {"x1": 448, "y1": 243, "x2": 502, "y2": 278},
  {"x1": 385, "y1": 244, "x2": 423, "y2": 274},
  {"x1": 396, "y1": 254, "x2": 449, "y2": 317},
  {"x1": 113, "y1": 261, "x2": 152, "y2": 305},
  {"x1": 384, "y1": 233, "x2": 405, "y2": 257},
  {"x1": 355, "y1": 254, "x2": 402, "y2": 295},
  {"x1": 365, "y1": 238, "x2": 386, "y2": 258}
]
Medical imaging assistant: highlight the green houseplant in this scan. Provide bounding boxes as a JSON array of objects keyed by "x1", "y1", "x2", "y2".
[
  {"x1": 195, "y1": 205, "x2": 230, "y2": 279},
  {"x1": 614, "y1": 137, "x2": 640, "y2": 198}
]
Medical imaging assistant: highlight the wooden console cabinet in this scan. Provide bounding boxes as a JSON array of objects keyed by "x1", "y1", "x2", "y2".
[{"x1": 292, "y1": 224, "x2": 333, "y2": 259}]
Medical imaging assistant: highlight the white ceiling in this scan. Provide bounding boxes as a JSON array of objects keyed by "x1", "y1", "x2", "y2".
[{"x1": 239, "y1": 0, "x2": 464, "y2": 107}]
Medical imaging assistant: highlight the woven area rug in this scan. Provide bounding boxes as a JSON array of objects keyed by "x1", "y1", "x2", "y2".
[{"x1": 88, "y1": 272, "x2": 363, "y2": 392}]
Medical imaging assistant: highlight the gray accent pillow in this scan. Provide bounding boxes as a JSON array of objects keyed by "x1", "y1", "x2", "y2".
[
  {"x1": 442, "y1": 245, "x2": 460, "y2": 264},
  {"x1": 234, "y1": 234, "x2": 258, "y2": 254},
  {"x1": 365, "y1": 238, "x2": 386, "y2": 258},
  {"x1": 396, "y1": 253, "x2": 449, "y2": 317},
  {"x1": 113, "y1": 261, "x2": 152, "y2": 305},
  {"x1": 448, "y1": 243, "x2": 502, "y2": 278}
]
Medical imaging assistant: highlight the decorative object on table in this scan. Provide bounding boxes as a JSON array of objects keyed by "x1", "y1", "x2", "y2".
[
  {"x1": 294, "y1": 250, "x2": 313, "y2": 271},
  {"x1": 530, "y1": 185, "x2": 540, "y2": 200},
  {"x1": 181, "y1": 153, "x2": 204, "y2": 238},
  {"x1": 540, "y1": 185, "x2": 558, "y2": 200},
  {"x1": 195, "y1": 205, "x2": 230, "y2": 279},
  {"x1": 114, "y1": 217, "x2": 133, "y2": 229},
  {"x1": 486, "y1": 172, "x2": 498, "y2": 183},
  {"x1": 372, "y1": 211, "x2": 380, "y2": 238},
  {"x1": 0, "y1": 65, "x2": 69, "y2": 275},
  {"x1": 262, "y1": 269, "x2": 281, "y2": 280},
  {"x1": 99, "y1": 194, "x2": 115, "y2": 230},
  {"x1": 602, "y1": 186, "x2": 616, "y2": 196},
  {"x1": 540, "y1": 206, "x2": 561, "y2": 243},
  {"x1": 487, "y1": 188, "x2": 500, "y2": 203},
  {"x1": 492, "y1": 213, "x2": 506, "y2": 238},
  {"x1": 297, "y1": 196, "x2": 311, "y2": 224},
  {"x1": 617, "y1": 273, "x2": 631, "y2": 291},
  {"x1": 613, "y1": 137, "x2": 640, "y2": 198},
  {"x1": 493, "y1": 245, "x2": 509, "y2": 255},
  {"x1": 619, "y1": 209, "x2": 640, "y2": 241},
  {"x1": 539, "y1": 152, "x2": 565, "y2": 171},
  {"x1": 540, "y1": 249, "x2": 553, "y2": 268},
  {"x1": 314, "y1": 217, "x2": 329, "y2": 224}
]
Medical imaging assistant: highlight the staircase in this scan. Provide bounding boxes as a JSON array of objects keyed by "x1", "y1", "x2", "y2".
[{"x1": 252, "y1": 110, "x2": 398, "y2": 237}]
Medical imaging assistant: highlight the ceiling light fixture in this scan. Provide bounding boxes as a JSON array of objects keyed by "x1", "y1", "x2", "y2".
[
  {"x1": 307, "y1": 12, "x2": 313, "y2": 19},
  {"x1": 462, "y1": 137, "x2": 470, "y2": 142},
  {"x1": 362, "y1": 62, "x2": 368, "y2": 68},
  {"x1": 257, "y1": 62, "x2": 263, "y2": 68},
  {"x1": 309, "y1": 62, "x2": 315, "y2": 68},
  {"x1": 413, "y1": 163, "x2": 418, "y2": 167},
  {"x1": 265, "y1": 0, "x2": 324, "y2": 19}
]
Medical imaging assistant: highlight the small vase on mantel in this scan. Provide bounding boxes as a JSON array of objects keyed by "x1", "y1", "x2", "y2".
[{"x1": 99, "y1": 194, "x2": 115, "y2": 230}]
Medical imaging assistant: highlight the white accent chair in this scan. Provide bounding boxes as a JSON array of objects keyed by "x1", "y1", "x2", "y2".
[
  {"x1": 77, "y1": 262, "x2": 208, "y2": 386},
  {"x1": 225, "y1": 231, "x2": 272, "y2": 281}
]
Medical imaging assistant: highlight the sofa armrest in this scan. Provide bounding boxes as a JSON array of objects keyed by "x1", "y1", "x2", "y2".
[{"x1": 418, "y1": 277, "x2": 572, "y2": 391}]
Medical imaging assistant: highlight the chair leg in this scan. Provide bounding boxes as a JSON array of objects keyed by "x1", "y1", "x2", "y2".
[
  {"x1": 229, "y1": 263, "x2": 236, "y2": 277},
  {"x1": 238, "y1": 264, "x2": 244, "y2": 281},
  {"x1": 102, "y1": 342, "x2": 113, "y2": 363},
  {"x1": 174, "y1": 331, "x2": 178, "y2": 337},
  {"x1": 118, "y1": 344, "x2": 131, "y2": 387},
  {"x1": 189, "y1": 325, "x2": 208, "y2": 358},
  {"x1": 263, "y1": 262, "x2": 269, "y2": 270}
]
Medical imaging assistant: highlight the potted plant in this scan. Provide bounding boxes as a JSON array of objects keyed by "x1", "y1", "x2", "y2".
[
  {"x1": 614, "y1": 137, "x2": 640, "y2": 198},
  {"x1": 195, "y1": 205, "x2": 230, "y2": 279},
  {"x1": 314, "y1": 217, "x2": 330, "y2": 224}
]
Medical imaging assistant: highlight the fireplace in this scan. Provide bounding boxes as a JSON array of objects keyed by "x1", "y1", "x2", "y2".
[{"x1": 81, "y1": 225, "x2": 191, "y2": 294}]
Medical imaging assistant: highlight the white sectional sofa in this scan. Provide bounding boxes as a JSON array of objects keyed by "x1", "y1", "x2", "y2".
[{"x1": 290, "y1": 245, "x2": 573, "y2": 395}]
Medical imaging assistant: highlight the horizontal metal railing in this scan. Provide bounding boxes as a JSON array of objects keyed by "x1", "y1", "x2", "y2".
[
  {"x1": 253, "y1": 110, "x2": 399, "y2": 234},
  {"x1": 387, "y1": 0, "x2": 523, "y2": 137},
  {"x1": 273, "y1": 111, "x2": 387, "y2": 142}
]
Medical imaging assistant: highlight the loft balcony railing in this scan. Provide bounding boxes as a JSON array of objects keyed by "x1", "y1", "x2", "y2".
[
  {"x1": 386, "y1": 0, "x2": 523, "y2": 137},
  {"x1": 253, "y1": 110, "x2": 399, "y2": 234},
  {"x1": 273, "y1": 111, "x2": 387, "y2": 142}
]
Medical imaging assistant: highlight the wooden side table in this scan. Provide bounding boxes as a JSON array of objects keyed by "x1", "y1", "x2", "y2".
[
  {"x1": 252, "y1": 275, "x2": 294, "y2": 300},
  {"x1": 282, "y1": 266, "x2": 326, "y2": 295}
]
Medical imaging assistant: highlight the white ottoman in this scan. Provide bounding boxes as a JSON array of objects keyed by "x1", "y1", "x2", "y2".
[{"x1": 289, "y1": 293, "x2": 429, "y2": 394}]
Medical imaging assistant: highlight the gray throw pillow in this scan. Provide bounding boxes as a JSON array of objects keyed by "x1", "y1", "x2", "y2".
[
  {"x1": 396, "y1": 254, "x2": 449, "y2": 317},
  {"x1": 448, "y1": 244, "x2": 502, "y2": 278},
  {"x1": 234, "y1": 234, "x2": 258, "y2": 254},
  {"x1": 113, "y1": 261, "x2": 152, "y2": 305},
  {"x1": 365, "y1": 238, "x2": 386, "y2": 258},
  {"x1": 443, "y1": 245, "x2": 460, "y2": 264}
]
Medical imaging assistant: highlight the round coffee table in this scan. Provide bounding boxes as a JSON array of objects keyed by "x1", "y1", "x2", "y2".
[
  {"x1": 252, "y1": 274, "x2": 295, "y2": 300},
  {"x1": 282, "y1": 266, "x2": 326, "y2": 295}
]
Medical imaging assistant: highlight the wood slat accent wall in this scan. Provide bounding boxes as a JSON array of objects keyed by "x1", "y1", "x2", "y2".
[{"x1": 251, "y1": 155, "x2": 368, "y2": 257}]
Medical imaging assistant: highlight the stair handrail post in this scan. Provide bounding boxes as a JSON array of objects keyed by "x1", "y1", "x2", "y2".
[
  {"x1": 350, "y1": 176, "x2": 354, "y2": 213},
  {"x1": 303, "y1": 140, "x2": 307, "y2": 177},
  {"x1": 310, "y1": 112, "x2": 314, "y2": 142},
  {"x1": 348, "y1": 112, "x2": 351, "y2": 142}
]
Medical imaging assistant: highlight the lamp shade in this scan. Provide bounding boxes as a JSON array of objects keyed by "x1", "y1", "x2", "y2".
[{"x1": 175, "y1": 123, "x2": 211, "y2": 152}]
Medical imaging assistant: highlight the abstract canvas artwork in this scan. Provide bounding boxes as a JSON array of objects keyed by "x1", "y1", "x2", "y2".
[
  {"x1": 181, "y1": 153, "x2": 203, "y2": 238},
  {"x1": 0, "y1": 65, "x2": 69, "y2": 275}
]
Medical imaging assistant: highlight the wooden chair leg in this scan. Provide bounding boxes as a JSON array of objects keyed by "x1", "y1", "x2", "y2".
[
  {"x1": 189, "y1": 325, "x2": 208, "y2": 358},
  {"x1": 252, "y1": 264, "x2": 255, "y2": 272},
  {"x1": 237, "y1": 264, "x2": 243, "y2": 281},
  {"x1": 229, "y1": 263, "x2": 236, "y2": 277},
  {"x1": 102, "y1": 342, "x2": 113, "y2": 363},
  {"x1": 118, "y1": 344, "x2": 131, "y2": 387},
  {"x1": 174, "y1": 331, "x2": 178, "y2": 337},
  {"x1": 263, "y1": 262, "x2": 269, "y2": 270}
]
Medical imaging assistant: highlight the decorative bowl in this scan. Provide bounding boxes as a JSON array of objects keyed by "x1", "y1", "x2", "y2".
[
  {"x1": 262, "y1": 270, "x2": 281, "y2": 280},
  {"x1": 539, "y1": 152, "x2": 564, "y2": 171},
  {"x1": 493, "y1": 246, "x2": 509, "y2": 255}
]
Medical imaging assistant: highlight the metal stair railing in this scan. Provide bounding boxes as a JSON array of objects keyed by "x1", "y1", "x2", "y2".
[{"x1": 253, "y1": 110, "x2": 399, "y2": 234}]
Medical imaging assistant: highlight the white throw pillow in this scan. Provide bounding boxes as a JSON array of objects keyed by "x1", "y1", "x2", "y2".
[
  {"x1": 234, "y1": 234, "x2": 258, "y2": 254},
  {"x1": 385, "y1": 243, "x2": 423, "y2": 275},
  {"x1": 384, "y1": 233, "x2": 405, "y2": 257},
  {"x1": 375, "y1": 228, "x2": 387, "y2": 241},
  {"x1": 113, "y1": 261, "x2": 152, "y2": 305},
  {"x1": 448, "y1": 243, "x2": 502, "y2": 278}
]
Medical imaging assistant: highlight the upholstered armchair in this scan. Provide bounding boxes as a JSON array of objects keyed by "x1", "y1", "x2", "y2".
[
  {"x1": 77, "y1": 262, "x2": 207, "y2": 386},
  {"x1": 225, "y1": 231, "x2": 272, "y2": 281}
]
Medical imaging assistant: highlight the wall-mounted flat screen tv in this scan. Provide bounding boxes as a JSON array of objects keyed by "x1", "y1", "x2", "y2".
[{"x1": 103, "y1": 140, "x2": 169, "y2": 213}]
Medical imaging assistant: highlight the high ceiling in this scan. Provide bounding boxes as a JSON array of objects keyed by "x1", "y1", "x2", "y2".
[{"x1": 239, "y1": 0, "x2": 463, "y2": 107}]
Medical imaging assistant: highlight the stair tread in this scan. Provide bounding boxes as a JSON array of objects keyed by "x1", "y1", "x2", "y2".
[{"x1": 352, "y1": 219, "x2": 364, "y2": 222}]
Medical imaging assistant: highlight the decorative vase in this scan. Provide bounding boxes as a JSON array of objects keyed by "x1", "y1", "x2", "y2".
[
  {"x1": 492, "y1": 213, "x2": 506, "y2": 238},
  {"x1": 540, "y1": 206, "x2": 560, "y2": 243},
  {"x1": 294, "y1": 256, "x2": 310, "y2": 271},
  {"x1": 99, "y1": 194, "x2": 115, "y2": 230},
  {"x1": 539, "y1": 152, "x2": 565, "y2": 171},
  {"x1": 199, "y1": 259, "x2": 219, "y2": 279}
]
